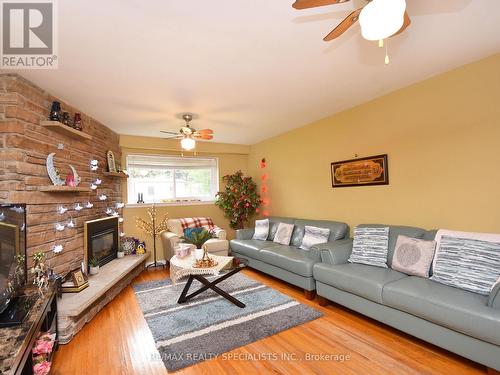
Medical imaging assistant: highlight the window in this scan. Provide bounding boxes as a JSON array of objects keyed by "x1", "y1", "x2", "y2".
[{"x1": 126, "y1": 154, "x2": 219, "y2": 204}]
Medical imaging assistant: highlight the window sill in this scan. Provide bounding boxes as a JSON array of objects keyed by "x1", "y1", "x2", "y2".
[{"x1": 125, "y1": 201, "x2": 216, "y2": 208}]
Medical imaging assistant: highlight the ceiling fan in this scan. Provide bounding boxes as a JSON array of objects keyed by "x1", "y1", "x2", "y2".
[
  {"x1": 160, "y1": 114, "x2": 214, "y2": 151},
  {"x1": 292, "y1": 0, "x2": 411, "y2": 42}
]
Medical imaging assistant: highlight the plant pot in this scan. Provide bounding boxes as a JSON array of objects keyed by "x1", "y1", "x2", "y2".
[
  {"x1": 117, "y1": 251, "x2": 125, "y2": 258},
  {"x1": 89, "y1": 266, "x2": 99, "y2": 275}
]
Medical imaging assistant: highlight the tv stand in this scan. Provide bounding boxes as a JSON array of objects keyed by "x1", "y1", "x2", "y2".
[{"x1": 0, "y1": 283, "x2": 58, "y2": 375}]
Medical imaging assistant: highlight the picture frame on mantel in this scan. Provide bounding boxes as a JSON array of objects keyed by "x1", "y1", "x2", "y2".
[
  {"x1": 106, "y1": 150, "x2": 117, "y2": 173},
  {"x1": 331, "y1": 154, "x2": 389, "y2": 188}
]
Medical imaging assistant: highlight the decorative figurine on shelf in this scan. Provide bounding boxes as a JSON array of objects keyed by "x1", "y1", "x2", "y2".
[
  {"x1": 46, "y1": 153, "x2": 82, "y2": 187},
  {"x1": 31, "y1": 251, "x2": 49, "y2": 292},
  {"x1": 121, "y1": 236, "x2": 139, "y2": 255},
  {"x1": 65, "y1": 174, "x2": 75, "y2": 187},
  {"x1": 49, "y1": 101, "x2": 61, "y2": 121},
  {"x1": 137, "y1": 193, "x2": 144, "y2": 204},
  {"x1": 62, "y1": 112, "x2": 71, "y2": 127},
  {"x1": 73, "y1": 113, "x2": 82, "y2": 131},
  {"x1": 136, "y1": 242, "x2": 146, "y2": 255},
  {"x1": 106, "y1": 150, "x2": 117, "y2": 173},
  {"x1": 135, "y1": 205, "x2": 170, "y2": 268}
]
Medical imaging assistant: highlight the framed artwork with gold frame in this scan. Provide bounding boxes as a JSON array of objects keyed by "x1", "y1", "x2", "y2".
[
  {"x1": 331, "y1": 154, "x2": 389, "y2": 188},
  {"x1": 71, "y1": 269, "x2": 87, "y2": 287}
]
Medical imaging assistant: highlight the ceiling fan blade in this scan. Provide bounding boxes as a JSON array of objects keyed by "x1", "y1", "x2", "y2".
[
  {"x1": 162, "y1": 135, "x2": 183, "y2": 139},
  {"x1": 293, "y1": 0, "x2": 349, "y2": 10},
  {"x1": 195, "y1": 134, "x2": 214, "y2": 140},
  {"x1": 160, "y1": 130, "x2": 180, "y2": 135},
  {"x1": 323, "y1": 8, "x2": 362, "y2": 41},
  {"x1": 392, "y1": 11, "x2": 411, "y2": 37},
  {"x1": 195, "y1": 129, "x2": 214, "y2": 134}
]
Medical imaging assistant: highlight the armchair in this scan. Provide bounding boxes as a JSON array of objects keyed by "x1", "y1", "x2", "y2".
[{"x1": 161, "y1": 217, "x2": 229, "y2": 261}]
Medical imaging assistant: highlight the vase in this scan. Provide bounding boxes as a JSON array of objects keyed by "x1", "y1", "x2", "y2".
[
  {"x1": 117, "y1": 251, "x2": 125, "y2": 258},
  {"x1": 89, "y1": 266, "x2": 99, "y2": 275},
  {"x1": 194, "y1": 248, "x2": 204, "y2": 260}
]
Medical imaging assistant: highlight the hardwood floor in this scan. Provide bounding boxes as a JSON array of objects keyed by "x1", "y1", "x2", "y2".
[{"x1": 51, "y1": 268, "x2": 488, "y2": 375}]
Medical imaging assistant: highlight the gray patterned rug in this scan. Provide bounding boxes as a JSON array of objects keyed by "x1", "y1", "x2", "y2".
[{"x1": 133, "y1": 273, "x2": 322, "y2": 371}]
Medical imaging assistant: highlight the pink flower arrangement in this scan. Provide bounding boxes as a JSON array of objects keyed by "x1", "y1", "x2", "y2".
[
  {"x1": 32, "y1": 333, "x2": 55, "y2": 355},
  {"x1": 33, "y1": 360, "x2": 51, "y2": 375}
]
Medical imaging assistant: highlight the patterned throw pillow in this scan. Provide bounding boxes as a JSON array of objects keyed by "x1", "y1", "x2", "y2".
[
  {"x1": 391, "y1": 235, "x2": 437, "y2": 278},
  {"x1": 431, "y1": 235, "x2": 500, "y2": 295},
  {"x1": 273, "y1": 223, "x2": 294, "y2": 246},
  {"x1": 349, "y1": 227, "x2": 389, "y2": 268},
  {"x1": 300, "y1": 226, "x2": 330, "y2": 250},
  {"x1": 252, "y1": 219, "x2": 270, "y2": 241}
]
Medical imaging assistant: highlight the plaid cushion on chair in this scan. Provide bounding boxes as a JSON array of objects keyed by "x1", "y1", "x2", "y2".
[{"x1": 179, "y1": 217, "x2": 215, "y2": 230}]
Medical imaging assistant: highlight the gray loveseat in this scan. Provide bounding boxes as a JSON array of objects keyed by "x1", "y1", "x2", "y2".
[
  {"x1": 230, "y1": 216, "x2": 348, "y2": 299},
  {"x1": 313, "y1": 224, "x2": 500, "y2": 371}
]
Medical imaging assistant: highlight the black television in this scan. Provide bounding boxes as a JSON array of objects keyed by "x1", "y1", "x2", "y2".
[{"x1": 0, "y1": 204, "x2": 27, "y2": 318}]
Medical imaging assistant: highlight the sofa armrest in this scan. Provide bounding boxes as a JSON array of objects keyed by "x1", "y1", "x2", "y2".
[
  {"x1": 489, "y1": 282, "x2": 500, "y2": 309},
  {"x1": 213, "y1": 227, "x2": 227, "y2": 240},
  {"x1": 161, "y1": 231, "x2": 180, "y2": 261},
  {"x1": 311, "y1": 239, "x2": 353, "y2": 265},
  {"x1": 236, "y1": 228, "x2": 254, "y2": 240}
]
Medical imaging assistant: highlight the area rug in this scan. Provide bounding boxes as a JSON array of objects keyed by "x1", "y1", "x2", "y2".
[{"x1": 133, "y1": 273, "x2": 322, "y2": 371}]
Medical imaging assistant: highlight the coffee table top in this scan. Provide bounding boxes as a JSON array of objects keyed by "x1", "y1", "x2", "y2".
[{"x1": 169, "y1": 253, "x2": 233, "y2": 284}]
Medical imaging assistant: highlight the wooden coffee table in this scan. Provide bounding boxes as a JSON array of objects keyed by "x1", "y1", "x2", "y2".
[{"x1": 177, "y1": 258, "x2": 249, "y2": 308}]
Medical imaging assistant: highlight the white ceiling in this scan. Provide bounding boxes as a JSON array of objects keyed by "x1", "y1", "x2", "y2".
[{"x1": 14, "y1": 0, "x2": 500, "y2": 145}]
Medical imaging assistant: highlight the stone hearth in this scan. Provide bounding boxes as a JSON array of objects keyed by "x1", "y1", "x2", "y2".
[{"x1": 57, "y1": 254, "x2": 147, "y2": 344}]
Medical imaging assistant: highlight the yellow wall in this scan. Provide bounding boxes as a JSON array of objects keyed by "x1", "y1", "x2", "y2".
[
  {"x1": 248, "y1": 53, "x2": 500, "y2": 234},
  {"x1": 120, "y1": 135, "x2": 250, "y2": 262}
]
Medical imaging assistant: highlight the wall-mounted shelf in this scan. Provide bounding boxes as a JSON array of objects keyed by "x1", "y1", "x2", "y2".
[
  {"x1": 102, "y1": 171, "x2": 129, "y2": 179},
  {"x1": 40, "y1": 121, "x2": 92, "y2": 140},
  {"x1": 39, "y1": 186, "x2": 91, "y2": 193}
]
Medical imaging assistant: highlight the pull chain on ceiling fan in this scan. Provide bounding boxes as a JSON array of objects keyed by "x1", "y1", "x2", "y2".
[{"x1": 160, "y1": 114, "x2": 214, "y2": 151}]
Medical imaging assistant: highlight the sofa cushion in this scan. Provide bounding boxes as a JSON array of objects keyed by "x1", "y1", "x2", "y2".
[
  {"x1": 291, "y1": 219, "x2": 348, "y2": 248},
  {"x1": 259, "y1": 245, "x2": 316, "y2": 277},
  {"x1": 383, "y1": 276, "x2": 500, "y2": 346},
  {"x1": 267, "y1": 217, "x2": 295, "y2": 241},
  {"x1": 349, "y1": 226, "x2": 390, "y2": 268},
  {"x1": 300, "y1": 225, "x2": 330, "y2": 250},
  {"x1": 273, "y1": 223, "x2": 294, "y2": 245},
  {"x1": 391, "y1": 235, "x2": 437, "y2": 278},
  {"x1": 230, "y1": 239, "x2": 269, "y2": 258},
  {"x1": 252, "y1": 219, "x2": 269, "y2": 240},
  {"x1": 431, "y1": 235, "x2": 500, "y2": 296},
  {"x1": 357, "y1": 224, "x2": 428, "y2": 266},
  {"x1": 313, "y1": 263, "x2": 407, "y2": 304}
]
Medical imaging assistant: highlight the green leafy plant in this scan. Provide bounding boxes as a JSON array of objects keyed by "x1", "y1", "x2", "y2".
[
  {"x1": 89, "y1": 257, "x2": 99, "y2": 268},
  {"x1": 215, "y1": 170, "x2": 262, "y2": 229},
  {"x1": 181, "y1": 228, "x2": 215, "y2": 249}
]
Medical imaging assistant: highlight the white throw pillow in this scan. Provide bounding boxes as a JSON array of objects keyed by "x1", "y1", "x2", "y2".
[
  {"x1": 273, "y1": 223, "x2": 294, "y2": 245},
  {"x1": 349, "y1": 226, "x2": 389, "y2": 268},
  {"x1": 252, "y1": 219, "x2": 269, "y2": 240},
  {"x1": 300, "y1": 226, "x2": 330, "y2": 250},
  {"x1": 391, "y1": 235, "x2": 436, "y2": 278}
]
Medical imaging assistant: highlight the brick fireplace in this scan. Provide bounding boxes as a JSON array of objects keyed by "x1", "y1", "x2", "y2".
[{"x1": 0, "y1": 74, "x2": 123, "y2": 276}]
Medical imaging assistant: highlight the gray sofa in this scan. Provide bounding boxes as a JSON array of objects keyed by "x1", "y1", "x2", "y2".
[
  {"x1": 230, "y1": 216, "x2": 348, "y2": 299},
  {"x1": 313, "y1": 224, "x2": 500, "y2": 371}
]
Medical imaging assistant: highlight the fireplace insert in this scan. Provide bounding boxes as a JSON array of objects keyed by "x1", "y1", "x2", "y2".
[{"x1": 84, "y1": 217, "x2": 119, "y2": 272}]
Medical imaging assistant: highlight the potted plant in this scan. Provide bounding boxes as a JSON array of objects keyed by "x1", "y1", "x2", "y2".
[
  {"x1": 215, "y1": 170, "x2": 261, "y2": 229},
  {"x1": 89, "y1": 257, "x2": 100, "y2": 275},
  {"x1": 181, "y1": 228, "x2": 215, "y2": 260},
  {"x1": 117, "y1": 244, "x2": 125, "y2": 258}
]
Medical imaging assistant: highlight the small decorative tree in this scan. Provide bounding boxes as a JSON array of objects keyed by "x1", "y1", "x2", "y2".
[{"x1": 215, "y1": 170, "x2": 261, "y2": 230}]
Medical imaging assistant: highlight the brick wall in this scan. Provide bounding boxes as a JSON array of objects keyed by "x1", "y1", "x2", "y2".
[{"x1": 0, "y1": 74, "x2": 122, "y2": 276}]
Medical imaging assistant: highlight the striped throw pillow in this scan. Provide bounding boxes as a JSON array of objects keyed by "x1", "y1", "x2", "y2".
[
  {"x1": 349, "y1": 227, "x2": 389, "y2": 268},
  {"x1": 300, "y1": 226, "x2": 330, "y2": 250},
  {"x1": 431, "y1": 235, "x2": 500, "y2": 295}
]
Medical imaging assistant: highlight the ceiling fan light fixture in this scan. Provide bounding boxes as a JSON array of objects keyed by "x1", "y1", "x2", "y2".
[
  {"x1": 359, "y1": 0, "x2": 406, "y2": 41},
  {"x1": 181, "y1": 136, "x2": 196, "y2": 151}
]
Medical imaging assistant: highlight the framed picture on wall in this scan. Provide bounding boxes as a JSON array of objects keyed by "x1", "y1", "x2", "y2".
[{"x1": 331, "y1": 154, "x2": 389, "y2": 188}]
